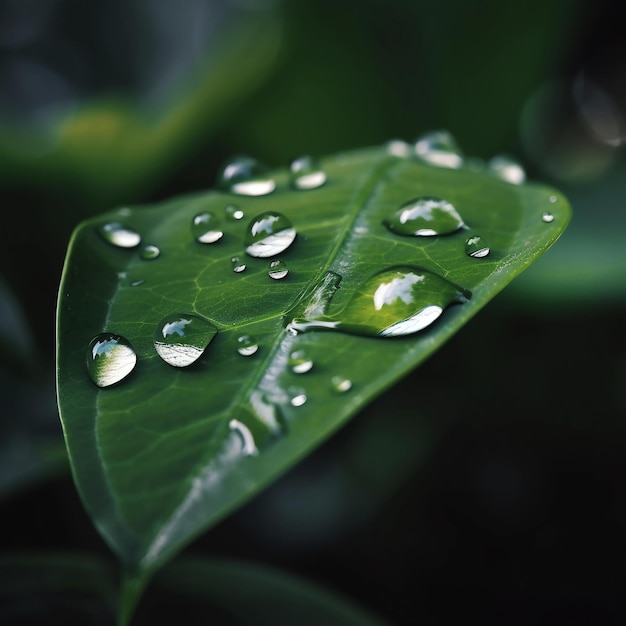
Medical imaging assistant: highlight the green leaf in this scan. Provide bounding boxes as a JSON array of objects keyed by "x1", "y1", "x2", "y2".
[
  {"x1": 56, "y1": 145, "x2": 569, "y2": 589},
  {"x1": 148, "y1": 556, "x2": 387, "y2": 626}
]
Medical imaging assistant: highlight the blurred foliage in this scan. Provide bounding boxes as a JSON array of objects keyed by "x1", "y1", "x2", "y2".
[{"x1": 1, "y1": 0, "x2": 625, "y2": 623}]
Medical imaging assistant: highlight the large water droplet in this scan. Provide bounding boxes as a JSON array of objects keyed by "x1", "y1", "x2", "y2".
[
  {"x1": 289, "y1": 349, "x2": 313, "y2": 374},
  {"x1": 465, "y1": 235, "x2": 491, "y2": 258},
  {"x1": 487, "y1": 155, "x2": 526, "y2": 184},
  {"x1": 231, "y1": 257, "x2": 246, "y2": 273},
  {"x1": 237, "y1": 335, "x2": 259, "y2": 357},
  {"x1": 384, "y1": 197, "x2": 465, "y2": 237},
  {"x1": 289, "y1": 266, "x2": 470, "y2": 338},
  {"x1": 225, "y1": 204, "x2": 245, "y2": 221},
  {"x1": 141, "y1": 245, "x2": 160, "y2": 260},
  {"x1": 245, "y1": 212, "x2": 297, "y2": 258},
  {"x1": 289, "y1": 155, "x2": 327, "y2": 190},
  {"x1": 218, "y1": 156, "x2": 275, "y2": 196},
  {"x1": 153, "y1": 313, "x2": 217, "y2": 367},
  {"x1": 542, "y1": 211, "x2": 555, "y2": 223},
  {"x1": 415, "y1": 130, "x2": 463, "y2": 168},
  {"x1": 87, "y1": 333, "x2": 137, "y2": 388},
  {"x1": 268, "y1": 259, "x2": 289, "y2": 280},
  {"x1": 229, "y1": 419, "x2": 258, "y2": 456},
  {"x1": 98, "y1": 222, "x2": 141, "y2": 248},
  {"x1": 193, "y1": 212, "x2": 223, "y2": 244}
]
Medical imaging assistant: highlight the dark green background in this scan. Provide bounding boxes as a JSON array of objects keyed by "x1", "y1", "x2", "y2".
[{"x1": 1, "y1": 0, "x2": 625, "y2": 623}]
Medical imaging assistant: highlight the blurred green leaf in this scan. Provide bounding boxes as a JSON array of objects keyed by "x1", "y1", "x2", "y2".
[
  {"x1": 149, "y1": 556, "x2": 387, "y2": 625},
  {"x1": 56, "y1": 144, "x2": 569, "y2": 619}
]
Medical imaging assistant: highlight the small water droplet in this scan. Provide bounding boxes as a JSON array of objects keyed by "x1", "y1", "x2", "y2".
[
  {"x1": 229, "y1": 419, "x2": 258, "y2": 456},
  {"x1": 289, "y1": 349, "x2": 313, "y2": 374},
  {"x1": 219, "y1": 155, "x2": 275, "y2": 196},
  {"x1": 289, "y1": 155, "x2": 327, "y2": 190},
  {"x1": 465, "y1": 235, "x2": 491, "y2": 258},
  {"x1": 153, "y1": 313, "x2": 217, "y2": 367},
  {"x1": 131, "y1": 280, "x2": 145, "y2": 287},
  {"x1": 141, "y1": 244, "x2": 160, "y2": 260},
  {"x1": 549, "y1": 195, "x2": 557, "y2": 203},
  {"x1": 268, "y1": 259, "x2": 289, "y2": 280},
  {"x1": 231, "y1": 257, "x2": 246, "y2": 273},
  {"x1": 237, "y1": 335, "x2": 259, "y2": 357},
  {"x1": 385, "y1": 139, "x2": 411, "y2": 157},
  {"x1": 245, "y1": 212, "x2": 297, "y2": 258},
  {"x1": 99, "y1": 222, "x2": 141, "y2": 248},
  {"x1": 331, "y1": 376, "x2": 352, "y2": 393},
  {"x1": 384, "y1": 197, "x2": 465, "y2": 237},
  {"x1": 86, "y1": 333, "x2": 137, "y2": 387},
  {"x1": 415, "y1": 130, "x2": 463, "y2": 168},
  {"x1": 487, "y1": 155, "x2": 526, "y2": 184},
  {"x1": 542, "y1": 211, "x2": 555, "y2": 223},
  {"x1": 289, "y1": 386, "x2": 307, "y2": 407},
  {"x1": 192, "y1": 212, "x2": 223, "y2": 244},
  {"x1": 225, "y1": 204, "x2": 245, "y2": 221}
]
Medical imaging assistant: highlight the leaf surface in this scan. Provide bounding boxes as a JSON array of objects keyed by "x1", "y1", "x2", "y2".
[{"x1": 56, "y1": 145, "x2": 570, "y2": 577}]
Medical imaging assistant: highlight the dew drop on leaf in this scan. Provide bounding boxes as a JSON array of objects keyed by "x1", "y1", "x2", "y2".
[
  {"x1": 289, "y1": 349, "x2": 313, "y2": 374},
  {"x1": 218, "y1": 155, "x2": 275, "y2": 196},
  {"x1": 225, "y1": 204, "x2": 245, "y2": 221},
  {"x1": 331, "y1": 376, "x2": 352, "y2": 393},
  {"x1": 465, "y1": 235, "x2": 491, "y2": 258},
  {"x1": 86, "y1": 333, "x2": 137, "y2": 388},
  {"x1": 415, "y1": 130, "x2": 463, "y2": 169},
  {"x1": 385, "y1": 139, "x2": 412, "y2": 157},
  {"x1": 153, "y1": 313, "x2": 218, "y2": 368},
  {"x1": 384, "y1": 197, "x2": 465, "y2": 237},
  {"x1": 231, "y1": 257, "x2": 246, "y2": 273},
  {"x1": 487, "y1": 155, "x2": 526, "y2": 185},
  {"x1": 245, "y1": 212, "x2": 297, "y2": 258},
  {"x1": 237, "y1": 335, "x2": 259, "y2": 357},
  {"x1": 98, "y1": 222, "x2": 141, "y2": 248},
  {"x1": 289, "y1": 386, "x2": 307, "y2": 407},
  {"x1": 192, "y1": 212, "x2": 224, "y2": 244},
  {"x1": 268, "y1": 259, "x2": 289, "y2": 280},
  {"x1": 140, "y1": 245, "x2": 160, "y2": 260},
  {"x1": 542, "y1": 211, "x2": 555, "y2": 223},
  {"x1": 229, "y1": 419, "x2": 258, "y2": 456},
  {"x1": 289, "y1": 155, "x2": 327, "y2": 190}
]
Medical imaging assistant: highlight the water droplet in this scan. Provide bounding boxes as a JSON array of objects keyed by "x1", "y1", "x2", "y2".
[
  {"x1": 415, "y1": 130, "x2": 463, "y2": 168},
  {"x1": 98, "y1": 222, "x2": 141, "y2": 248},
  {"x1": 289, "y1": 155, "x2": 327, "y2": 190},
  {"x1": 225, "y1": 204, "x2": 245, "y2": 221},
  {"x1": 131, "y1": 280, "x2": 145, "y2": 287},
  {"x1": 268, "y1": 259, "x2": 289, "y2": 280},
  {"x1": 231, "y1": 257, "x2": 246, "y2": 273},
  {"x1": 153, "y1": 313, "x2": 217, "y2": 367},
  {"x1": 549, "y1": 195, "x2": 557, "y2": 203},
  {"x1": 385, "y1": 139, "x2": 411, "y2": 157},
  {"x1": 331, "y1": 376, "x2": 352, "y2": 393},
  {"x1": 465, "y1": 235, "x2": 491, "y2": 258},
  {"x1": 289, "y1": 386, "x2": 307, "y2": 407},
  {"x1": 141, "y1": 245, "x2": 160, "y2": 260},
  {"x1": 487, "y1": 155, "x2": 526, "y2": 184},
  {"x1": 237, "y1": 335, "x2": 259, "y2": 356},
  {"x1": 218, "y1": 155, "x2": 275, "y2": 196},
  {"x1": 289, "y1": 266, "x2": 470, "y2": 337},
  {"x1": 245, "y1": 212, "x2": 297, "y2": 258},
  {"x1": 289, "y1": 350, "x2": 313, "y2": 374},
  {"x1": 384, "y1": 197, "x2": 465, "y2": 237},
  {"x1": 229, "y1": 419, "x2": 258, "y2": 456},
  {"x1": 192, "y1": 212, "x2": 223, "y2": 244},
  {"x1": 86, "y1": 333, "x2": 137, "y2": 388},
  {"x1": 542, "y1": 211, "x2": 555, "y2": 223}
]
